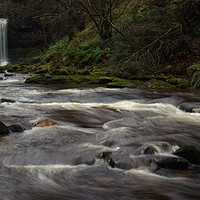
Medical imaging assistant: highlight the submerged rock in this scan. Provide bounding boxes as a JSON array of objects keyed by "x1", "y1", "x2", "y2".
[
  {"x1": 8, "y1": 124, "x2": 25, "y2": 133},
  {"x1": 0, "y1": 98, "x2": 16, "y2": 103},
  {"x1": 33, "y1": 119, "x2": 58, "y2": 127},
  {"x1": 173, "y1": 145, "x2": 200, "y2": 165},
  {"x1": 0, "y1": 121, "x2": 10, "y2": 135},
  {"x1": 156, "y1": 157, "x2": 190, "y2": 170},
  {"x1": 178, "y1": 102, "x2": 200, "y2": 113},
  {"x1": 107, "y1": 152, "x2": 134, "y2": 170},
  {"x1": 135, "y1": 142, "x2": 172, "y2": 156},
  {"x1": 73, "y1": 154, "x2": 95, "y2": 166}
]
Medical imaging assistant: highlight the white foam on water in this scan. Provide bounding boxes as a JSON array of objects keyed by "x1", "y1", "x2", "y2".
[{"x1": 125, "y1": 168, "x2": 188, "y2": 181}]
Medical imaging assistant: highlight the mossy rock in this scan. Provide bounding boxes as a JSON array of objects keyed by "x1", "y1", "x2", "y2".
[
  {"x1": 168, "y1": 77, "x2": 190, "y2": 89},
  {"x1": 0, "y1": 121, "x2": 10, "y2": 135},
  {"x1": 131, "y1": 74, "x2": 154, "y2": 81},
  {"x1": 143, "y1": 79, "x2": 175, "y2": 89},
  {"x1": 3, "y1": 64, "x2": 22, "y2": 72},
  {"x1": 99, "y1": 77, "x2": 114, "y2": 84},
  {"x1": 45, "y1": 76, "x2": 68, "y2": 84},
  {"x1": 156, "y1": 157, "x2": 190, "y2": 170},
  {"x1": 49, "y1": 68, "x2": 68, "y2": 75},
  {"x1": 25, "y1": 75, "x2": 49, "y2": 84},
  {"x1": 0, "y1": 66, "x2": 8, "y2": 73},
  {"x1": 25, "y1": 74, "x2": 100, "y2": 85},
  {"x1": 173, "y1": 145, "x2": 200, "y2": 164}
]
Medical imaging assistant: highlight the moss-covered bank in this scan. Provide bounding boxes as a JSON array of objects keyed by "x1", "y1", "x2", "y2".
[{"x1": 4, "y1": 0, "x2": 200, "y2": 89}]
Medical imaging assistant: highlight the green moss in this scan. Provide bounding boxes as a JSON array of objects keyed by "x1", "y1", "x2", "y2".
[
  {"x1": 132, "y1": 74, "x2": 154, "y2": 81},
  {"x1": 3, "y1": 64, "x2": 22, "y2": 72},
  {"x1": 191, "y1": 71, "x2": 200, "y2": 89},
  {"x1": 187, "y1": 62, "x2": 200, "y2": 89},
  {"x1": 168, "y1": 77, "x2": 190, "y2": 89},
  {"x1": 143, "y1": 79, "x2": 175, "y2": 89},
  {"x1": 25, "y1": 75, "x2": 49, "y2": 84}
]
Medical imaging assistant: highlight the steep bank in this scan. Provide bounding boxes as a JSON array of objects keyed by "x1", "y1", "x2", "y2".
[{"x1": 4, "y1": 0, "x2": 200, "y2": 89}]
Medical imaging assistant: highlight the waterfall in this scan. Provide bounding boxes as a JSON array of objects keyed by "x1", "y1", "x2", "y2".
[{"x1": 0, "y1": 18, "x2": 8, "y2": 66}]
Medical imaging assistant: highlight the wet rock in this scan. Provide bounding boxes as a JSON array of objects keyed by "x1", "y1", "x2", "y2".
[
  {"x1": 73, "y1": 154, "x2": 95, "y2": 166},
  {"x1": 0, "y1": 98, "x2": 16, "y2": 103},
  {"x1": 135, "y1": 142, "x2": 172, "y2": 156},
  {"x1": 173, "y1": 145, "x2": 200, "y2": 165},
  {"x1": 99, "y1": 140, "x2": 116, "y2": 147},
  {"x1": 156, "y1": 157, "x2": 190, "y2": 170},
  {"x1": 0, "y1": 77, "x2": 3, "y2": 80},
  {"x1": 99, "y1": 77, "x2": 113, "y2": 84},
  {"x1": 107, "y1": 158, "x2": 116, "y2": 168},
  {"x1": 0, "y1": 121, "x2": 10, "y2": 135},
  {"x1": 0, "y1": 68, "x2": 5, "y2": 73},
  {"x1": 142, "y1": 146, "x2": 157, "y2": 155},
  {"x1": 99, "y1": 152, "x2": 112, "y2": 159},
  {"x1": 4, "y1": 73, "x2": 14, "y2": 77},
  {"x1": 33, "y1": 119, "x2": 58, "y2": 127},
  {"x1": 178, "y1": 102, "x2": 200, "y2": 113},
  {"x1": 99, "y1": 151, "x2": 133, "y2": 169},
  {"x1": 107, "y1": 152, "x2": 134, "y2": 170},
  {"x1": 8, "y1": 124, "x2": 25, "y2": 133}
]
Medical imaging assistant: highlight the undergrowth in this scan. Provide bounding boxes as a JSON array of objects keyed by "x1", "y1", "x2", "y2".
[{"x1": 36, "y1": 0, "x2": 200, "y2": 87}]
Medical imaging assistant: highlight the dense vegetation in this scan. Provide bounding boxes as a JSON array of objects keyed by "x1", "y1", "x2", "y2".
[{"x1": 3, "y1": 0, "x2": 200, "y2": 89}]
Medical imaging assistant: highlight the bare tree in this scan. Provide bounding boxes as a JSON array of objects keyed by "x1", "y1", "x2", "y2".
[
  {"x1": 59, "y1": 0, "x2": 131, "y2": 41},
  {"x1": 2, "y1": 0, "x2": 85, "y2": 47}
]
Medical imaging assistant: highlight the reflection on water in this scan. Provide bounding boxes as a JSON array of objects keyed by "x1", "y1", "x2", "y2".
[{"x1": 0, "y1": 74, "x2": 200, "y2": 200}]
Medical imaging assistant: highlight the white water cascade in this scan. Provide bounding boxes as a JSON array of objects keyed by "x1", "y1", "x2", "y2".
[{"x1": 0, "y1": 18, "x2": 8, "y2": 66}]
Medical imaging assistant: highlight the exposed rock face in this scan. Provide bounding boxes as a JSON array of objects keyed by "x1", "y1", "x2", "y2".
[{"x1": 33, "y1": 119, "x2": 58, "y2": 127}]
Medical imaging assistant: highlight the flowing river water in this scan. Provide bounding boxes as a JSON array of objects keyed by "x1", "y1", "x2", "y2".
[{"x1": 0, "y1": 73, "x2": 200, "y2": 200}]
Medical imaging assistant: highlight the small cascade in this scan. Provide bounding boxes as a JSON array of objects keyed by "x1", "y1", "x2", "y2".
[{"x1": 0, "y1": 18, "x2": 8, "y2": 66}]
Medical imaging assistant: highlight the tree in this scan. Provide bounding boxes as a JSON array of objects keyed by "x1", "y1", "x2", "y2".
[
  {"x1": 60, "y1": 0, "x2": 131, "y2": 41},
  {"x1": 1, "y1": 0, "x2": 85, "y2": 47}
]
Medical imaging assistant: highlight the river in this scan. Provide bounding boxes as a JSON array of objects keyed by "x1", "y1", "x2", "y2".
[{"x1": 0, "y1": 73, "x2": 200, "y2": 200}]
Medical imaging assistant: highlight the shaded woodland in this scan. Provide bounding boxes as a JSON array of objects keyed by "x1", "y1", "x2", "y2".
[{"x1": 1, "y1": 0, "x2": 200, "y2": 89}]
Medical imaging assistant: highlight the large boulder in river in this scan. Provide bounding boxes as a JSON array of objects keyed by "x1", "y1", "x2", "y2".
[
  {"x1": 0, "y1": 121, "x2": 10, "y2": 135},
  {"x1": 156, "y1": 157, "x2": 190, "y2": 170},
  {"x1": 173, "y1": 145, "x2": 200, "y2": 165},
  {"x1": 178, "y1": 102, "x2": 200, "y2": 113},
  {"x1": 33, "y1": 119, "x2": 58, "y2": 127}
]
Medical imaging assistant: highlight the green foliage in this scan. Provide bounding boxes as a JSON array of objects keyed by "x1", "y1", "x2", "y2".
[
  {"x1": 168, "y1": 77, "x2": 190, "y2": 89},
  {"x1": 23, "y1": 0, "x2": 200, "y2": 89},
  {"x1": 40, "y1": 37, "x2": 69, "y2": 62},
  {"x1": 187, "y1": 62, "x2": 200, "y2": 88}
]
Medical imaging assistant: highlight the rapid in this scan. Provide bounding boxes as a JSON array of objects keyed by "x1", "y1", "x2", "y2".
[{"x1": 0, "y1": 73, "x2": 200, "y2": 200}]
